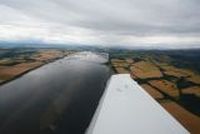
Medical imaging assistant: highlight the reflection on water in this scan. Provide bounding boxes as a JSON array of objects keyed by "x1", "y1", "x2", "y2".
[
  {"x1": 67, "y1": 51, "x2": 109, "y2": 64},
  {"x1": 0, "y1": 52, "x2": 111, "y2": 134}
]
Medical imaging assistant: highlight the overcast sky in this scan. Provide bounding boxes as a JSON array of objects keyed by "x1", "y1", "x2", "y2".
[{"x1": 0, "y1": 0, "x2": 200, "y2": 48}]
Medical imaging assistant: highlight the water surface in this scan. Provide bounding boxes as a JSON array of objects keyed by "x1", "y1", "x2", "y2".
[{"x1": 0, "y1": 52, "x2": 111, "y2": 134}]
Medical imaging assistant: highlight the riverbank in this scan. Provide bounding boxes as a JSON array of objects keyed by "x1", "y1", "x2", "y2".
[{"x1": 0, "y1": 49, "x2": 74, "y2": 86}]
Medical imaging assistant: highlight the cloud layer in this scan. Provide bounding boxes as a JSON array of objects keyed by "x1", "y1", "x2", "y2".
[{"x1": 0, "y1": 0, "x2": 200, "y2": 48}]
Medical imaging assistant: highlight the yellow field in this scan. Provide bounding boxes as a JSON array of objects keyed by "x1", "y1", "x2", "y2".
[
  {"x1": 187, "y1": 75, "x2": 200, "y2": 84},
  {"x1": 115, "y1": 67, "x2": 129, "y2": 74},
  {"x1": 148, "y1": 79, "x2": 179, "y2": 97},
  {"x1": 111, "y1": 57, "x2": 200, "y2": 133},
  {"x1": 161, "y1": 101, "x2": 200, "y2": 134},
  {"x1": 141, "y1": 84, "x2": 164, "y2": 99},
  {"x1": 182, "y1": 86, "x2": 200, "y2": 96},
  {"x1": 32, "y1": 50, "x2": 65, "y2": 62},
  {"x1": 130, "y1": 61, "x2": 163, "y2": 79},
  {"x1": 0, "y1": 62, "x2": 43, "y2": 80},
  {"x1": 0, "y1": 50, "x2": 72, "y2": 84}
]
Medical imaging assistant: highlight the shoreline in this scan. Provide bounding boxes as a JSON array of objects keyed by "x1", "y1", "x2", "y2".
[{"x1": 0, "y1": 56, "x2": 67, "y2": 86}]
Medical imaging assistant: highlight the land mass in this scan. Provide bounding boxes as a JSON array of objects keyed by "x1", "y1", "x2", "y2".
[
  {"x1": 0, "y1": 48, "x2": 75, "y2": 85},
  {"x1": 0, "y1": 47, "x2": 200, "y2": 133},
  {"x1": 109, "y1": 49, "x2": 200, "y2": 134}
]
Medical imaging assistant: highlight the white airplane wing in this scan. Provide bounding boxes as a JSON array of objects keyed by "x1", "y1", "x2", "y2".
[{"x1": 86, "y1": 74, "x2": 189, "y2": 134}]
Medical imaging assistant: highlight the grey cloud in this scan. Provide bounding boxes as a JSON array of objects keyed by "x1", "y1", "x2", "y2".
[
  {"x1": 2, "y1": 0, "x2": 200, "y2": 34},
  {"x1": 0, "y1": 0, "x2": 200, "y2": 47}
]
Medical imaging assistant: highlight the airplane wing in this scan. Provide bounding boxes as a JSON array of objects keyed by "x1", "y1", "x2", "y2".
[{"x1": 86, "y1": 74, "x2": 189, "y2": 134}]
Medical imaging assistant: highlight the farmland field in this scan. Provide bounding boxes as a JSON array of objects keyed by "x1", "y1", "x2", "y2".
[{"x1": 109, "y1": 49, "x2": 200, "y2": 134}]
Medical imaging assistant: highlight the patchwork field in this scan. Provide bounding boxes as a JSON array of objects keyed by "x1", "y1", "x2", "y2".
[
  {"x1": 130, "y1": 61, "x2": 163, "y2": 79},
  {"x1": 0, "y1": 48, "x2": 199, "y2": 133},
  {"x1": 0, "y1": 49, "x2": 74, "y2": 84},
  {"x1": 110, "y1": 50, "x2": 200, "y2": 133},
  {"x1": 161, "y1": 101, "x2": 200, "y2": 134}
]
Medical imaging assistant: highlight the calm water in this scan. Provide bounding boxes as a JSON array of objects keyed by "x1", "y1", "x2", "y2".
[{"x1": 0, "y1": 52, "x2": 111, "y2": 134}]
